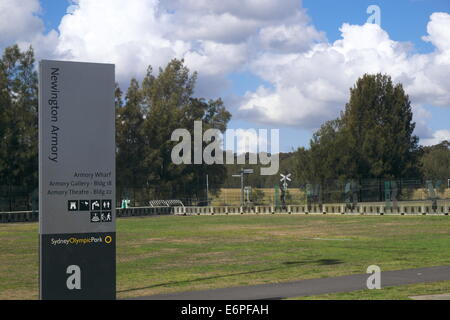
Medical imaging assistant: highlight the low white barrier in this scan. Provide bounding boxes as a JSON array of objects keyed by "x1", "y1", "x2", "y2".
[
  {"x1": 2, "y1": 201, "x2": 449, "y2": 223},
  {"x1": 173, "y1": 201, "x2": 449, "y2": 216}
]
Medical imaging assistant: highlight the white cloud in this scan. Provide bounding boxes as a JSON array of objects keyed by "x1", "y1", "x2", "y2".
[
  {"x1": 164, "y1": 1, "x2": 324, "y2": 49},
  {"x1": 1, "y1": 1, "x2": 449, "y2": 146},
  {"x1": 258, "y1": 23, "x2": 326, "y2": 53},
  {"x1": 0, "y1": 0, "x2": 60, "y2": 60},
  {"x1": 412, "y1": 105, "x2": 434, "y2": 140},
  {"x1": 183, "y1": 41, "x2": 248, "y2": 77},
  {"x1": 240, "y1": 15, "x2": 450, "y2": 136},
  {"x1": 167, "y1": 11, "x2": 262, "y2": 44},
  {"x1": 44, "y1": 0, "x2": 321, "y2": 96},
  {"x1": 421, "y1": 130, "x2": 450, "y2": 146},
  {"x1": 53, "y1": 0, "x2": 190, "y2": 84},
  {"x1": 423, "y1": 12, "x2": 450, "y2": 52},
  {"x1": 164, "y1": 0, "x2": 303, "y2": 22},
  {"x1": 0, "y1": 0, "x2": 44, "y2": 46},
  {"x1": 0, "y1": 0, "x2": 322, "y2": 95}
]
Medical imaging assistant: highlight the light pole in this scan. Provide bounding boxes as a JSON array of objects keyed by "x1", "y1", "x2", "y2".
[
  {"x1": 232, "y1": 173, "x2": 243, "y2": 206},
  {"x1": 232, "y1": 168, "x2": 254, "y2": 206},
  {"x1": 206, "y1": 174, "x2": 209, "y2": 206}
]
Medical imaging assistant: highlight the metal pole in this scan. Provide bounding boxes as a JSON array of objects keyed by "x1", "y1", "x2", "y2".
[
  {"x1": 206, "y1": 174, "x2": 209, "y2": 206},
  {"x1": 241, "y1": 169, "x2": 244, "y2": 207}
]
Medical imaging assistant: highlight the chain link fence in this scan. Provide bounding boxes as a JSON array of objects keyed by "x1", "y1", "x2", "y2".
[{"x1": 1, "y1": 178, "x2": 449, "y2": 212}]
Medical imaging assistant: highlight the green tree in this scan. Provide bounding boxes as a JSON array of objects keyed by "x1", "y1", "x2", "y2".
[
  {"x1": 309, "y1": 119, "x2": 348, "y2": 182},
  {"x1": 115, "y1": 59, "x2": 232, "y2": 204},
  {"x1": 116, "y1": 78, "x2": 146, "y2": 196},
  {"x1": 341, "y1": 74, "x2": 420, "y2": 179},
  {"x1": 420, "y1": 141, "x2": 450, "y2": 180},
  {"x1": 294, "y1": 73, "x2": 421, "y2": 187},
  {"x1": 139, "y1": 60, "x2": 198, "y2": 199},
  {"x1": 0, "y1": 45, "x2": 38, "y2": 191}
]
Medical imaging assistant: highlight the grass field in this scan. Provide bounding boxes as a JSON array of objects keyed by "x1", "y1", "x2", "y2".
[
  {"x1": 210, "y1": 188, "x2": 307, "y2": 206},
  {"x1": 210, "y1": 188, "x2": 450, "y2": 206},
  {"x1": 1, "y1": 215, "x2": 450, "y2": 300}
]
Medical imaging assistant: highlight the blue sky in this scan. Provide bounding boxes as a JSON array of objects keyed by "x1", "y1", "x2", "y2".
[
  {"x1": 304, "y1": 0, "x2": 450, "y2": 51},
  {"x1": 7, "y1": 0, "x2": 450, "y2": 151},
  {"x1": 39, "y1": 0, "x2": 68, "y2": 32}
]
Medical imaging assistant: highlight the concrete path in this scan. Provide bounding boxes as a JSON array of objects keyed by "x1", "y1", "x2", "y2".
[
  {"x1": 134, "y1": 265, "x2": 450, "y2": 300},
  {"x1": 410, "y1": 293, "x2": 450, "y2": 300}
]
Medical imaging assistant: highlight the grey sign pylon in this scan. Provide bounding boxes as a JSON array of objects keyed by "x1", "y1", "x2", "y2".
[{"x1": 39, "y1": 60, "x2": 116, "y2": 300}]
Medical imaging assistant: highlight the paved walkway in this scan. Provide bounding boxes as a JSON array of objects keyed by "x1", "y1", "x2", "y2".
[
  {"x1": 410, "y1": 293, "x2": 450, "y2": 300},
  {"x1": 134, "y1": 265, "x2": 450, "y2": 300}
]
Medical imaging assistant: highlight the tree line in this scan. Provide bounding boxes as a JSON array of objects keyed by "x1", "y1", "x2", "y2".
[
  {"x1": 0, "y1": 45, "x2": 233, "y2": 205},
  {"x1": 0, "y1": 45, "x2": 448, "y2": 208},
  {"x1": 114, "y1": 58, "x2": 231, "y2": 204}
]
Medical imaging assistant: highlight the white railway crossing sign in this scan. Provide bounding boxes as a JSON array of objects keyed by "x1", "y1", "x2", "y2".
[
  {"x1": 280, "y1": 173, "x2": 292, "y2": 190},
  {"x1": 279, "y1": 173, "x2": 292, "y2": 209}
]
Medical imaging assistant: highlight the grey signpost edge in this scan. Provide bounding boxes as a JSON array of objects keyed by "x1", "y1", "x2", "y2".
[{"x1": 39, "y1": 60, "x2": 116, "y2": 300}]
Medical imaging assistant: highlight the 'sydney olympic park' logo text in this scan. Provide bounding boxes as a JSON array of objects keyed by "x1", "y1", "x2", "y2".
[
  {"x1": 50, "y1": 235, "x2": 113, "y2": 245},
  {"x1": 171, "y1": 121, "x2": 280, "y2": 176}
]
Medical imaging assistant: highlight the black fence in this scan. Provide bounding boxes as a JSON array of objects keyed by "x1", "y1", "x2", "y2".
[
  {"x1": 0, "y1": 206, "x2": 175, "y2": 224},
  {"x1": 1, "y1": 178, "x2": 449, "y2": 212},
  {"x1": 0, "y1": 186, "x2": 38, "y2": 212}
]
